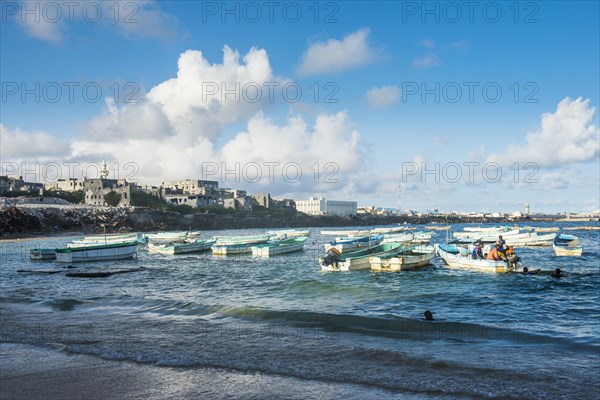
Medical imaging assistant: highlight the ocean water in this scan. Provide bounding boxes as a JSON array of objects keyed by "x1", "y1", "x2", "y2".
[{"x1": 1, "y1": 223, "x2": 599, "y2": 399}]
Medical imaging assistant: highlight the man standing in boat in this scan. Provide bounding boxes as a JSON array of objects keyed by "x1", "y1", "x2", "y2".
[{"x1": 496, "y1": 235, "x2": 506, "y2": 252}]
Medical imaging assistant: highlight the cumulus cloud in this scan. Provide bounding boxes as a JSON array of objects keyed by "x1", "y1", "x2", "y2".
[
  {"x1": 366, "y1": 85, "x2": 400, "y2": 109},
  {"x1": 0, "y1": 124, "x2": 70, "y2": 159},
  {"x1": 67, "y1": 47, "x2": 367, "y2": 193},
  {"x1": 411, "y1": 54, "x2": 441, "y2": 68},
  {"x1": 296, "y1": 28, "x2": 378, "y2": 76},
  {"x1": 79, "y1": 46, "x2": 276, "y2": 145},
  {"x1": 486, "y1": 97, "x2": 599, "y2": 167}
]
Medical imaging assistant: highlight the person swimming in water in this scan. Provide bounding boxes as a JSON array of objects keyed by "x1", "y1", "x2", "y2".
[
  {"x1": 551, "y1": 268, "x2": 563, "y2": 278},
  {"x1": 522, "y1": 266, "x2": 541, "y2": 275},
  {"x1": 424, "y1": 310, "x2": 434, "y2": 321}
]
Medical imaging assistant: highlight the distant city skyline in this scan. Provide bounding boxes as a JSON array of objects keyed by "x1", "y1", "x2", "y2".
[{"x1": 1, "y1": 1, "x2": 598, "y2": 213}]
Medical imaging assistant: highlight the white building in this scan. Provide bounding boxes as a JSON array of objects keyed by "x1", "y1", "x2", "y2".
[
  {"x1": 45, "y1": 178, "x2": 85, "y2": 192},
  {"x1": 296, "y1": 197, "x2": 357, "y2": 216},
  {"x1": 164, "y1": 194, "x2": 216, "y2": 208}
]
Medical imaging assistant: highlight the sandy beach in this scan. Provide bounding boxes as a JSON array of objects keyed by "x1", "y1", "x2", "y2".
[{"x1": 1, "y1": 343, "x2": 397, "y2": 400}]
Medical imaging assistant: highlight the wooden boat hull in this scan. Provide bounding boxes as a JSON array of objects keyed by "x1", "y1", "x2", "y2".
[
  {"x1": 30, "y1": 248, "x2": 57, "y2": 260},
  {"x1": 251, "y1": 237, "x2": 307, "y2": 257},
  {"x1": 381, "y1": 233, "x2": 414, "y2": 243},
  {"x1": 370, "y1": 245, "x2": 435, "y2": 271},
  {"x1": 320, "y1": 243, "x2": 403, "y2": 272},
  {"x1": 145, "y1": 231, "x2": 189, "y2": 243},
  {"x1": 553, "y1": 234, "x2": 583, "y2": 256},
  {"x1": 55, "y1": 242, "x2": 138, "y2": 262},
  {"x1": 149, "y1": 239, "x2": 216, "y2": 255},
  {"x1": 506, "y1": 233, "x2": 556, "y2": 247}
]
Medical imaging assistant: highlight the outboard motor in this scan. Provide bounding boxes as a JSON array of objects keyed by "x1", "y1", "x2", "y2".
[
  {"x1": 320, "y1": 248, "x2": 341, "y2": 267},
  {"x1": 506, "y1": 252, "x2": 520, "y2": 268}
]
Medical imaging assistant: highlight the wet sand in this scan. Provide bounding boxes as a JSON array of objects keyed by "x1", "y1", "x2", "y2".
[{"x1": 0, "y1": 343, "x2": 401, "y2": 400}]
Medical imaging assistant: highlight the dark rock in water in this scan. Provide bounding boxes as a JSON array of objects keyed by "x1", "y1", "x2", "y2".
[
  {"x1": 17, "y1": 269, "x2": 63, "y2": 274},
  {"x1": 65, "y1": 267, "x2": 145, "y2": 278}
]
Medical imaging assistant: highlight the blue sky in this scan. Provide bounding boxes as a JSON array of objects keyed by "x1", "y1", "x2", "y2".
[{"x1": 1, "y1": 1, "x2": 599, "y2": 213}]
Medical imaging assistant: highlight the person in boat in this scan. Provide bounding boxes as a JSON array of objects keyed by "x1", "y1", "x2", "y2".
[
  {"x1": 486, "y1": 244, "x2": 503, "y2": 261},
  {"x1": 522, "y1": 266, "x2": 540, "y2": 275},
  {"x1": 551, "y1": 268, "x2": 563, "y2": 278},
  {"x1": 471, "y1": 242, "x2": 484, "y2": 259},
  {"x1": 496, "y1": 235, "x2": 506, "y2": 252}
]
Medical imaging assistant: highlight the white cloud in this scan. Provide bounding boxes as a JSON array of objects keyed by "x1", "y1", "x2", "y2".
[
  {"x1": 419, "y1": 39, "x2": 435, "y2": 48},
  {"x1": 79, "y1": 46, "x2": 277, "y2": 145},
  {"x1": 114, "y1": 0, "x2": 181, "y2": 40},
  {"x1": 411, "y1": 54, "x2": 441, "y2": 68},
  {"x1": 65, "y1": 47, "x2": 367, "y2": 193},
  {"x1": 21, "y1": 17, "x2": 64, "y2": 44},
  {"x1": 486, "y1": 97, "x2": 599, "y2": 167},
  {"x1": 13, "y1": 0, "x2": 180, "y2": 44},
  {"x1": 296, "y1": 28, "x2": 378, "y2": 76},
  {"x1": 366, "y1": 85, "x2": 400, "y2": 109},
  {"x1": 0, "y1": 124, "x2": 70, "y2": 159}
]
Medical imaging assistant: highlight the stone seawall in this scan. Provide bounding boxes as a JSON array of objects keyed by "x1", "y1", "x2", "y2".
[{"x1": 0, "y1": 205, "x2": 528, "y2": 237}]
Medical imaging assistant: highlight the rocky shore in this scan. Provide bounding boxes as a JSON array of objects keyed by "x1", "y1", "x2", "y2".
[{"x1": 0, "y1": 204, "x2": 534, "y2": 238}]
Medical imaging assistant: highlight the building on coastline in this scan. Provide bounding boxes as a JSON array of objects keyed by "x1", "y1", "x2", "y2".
[
  {"x1": 161, "y1": 179, "x2": 219, "y2": 196},
  {"x1": 164, "y1": 194, "x2": 216, "y2": 208},
  {"x1": 357, "y1": 206, "x2": 398, "y2": 216},
  {"x1": 83, "y1": 162, "x2": 131, "y2": 207},
  {"x1": 84, "y1": 178, "x2": 131, "y2": 207},
  {"x1": 224, "y1": 196, "x2": 253, "y2": 211},
  {"x1": 44, "y1": 178, "x2": 85, "y2": 192},
  {"x1": 252, "y1": 192, "x2": 273, "y2": 208},
  {"x1": 296, "y1": 197, "x2": 357, "y2": 216},
  {"x1": 0, "y1": 175, "x2": 44, "y2": 194}
]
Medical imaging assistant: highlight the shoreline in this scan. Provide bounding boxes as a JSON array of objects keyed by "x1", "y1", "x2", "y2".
[
  {"x1": 0, "y1": 343, "x2": 399, "y2": 400},
  {"x1": 1, "y1": 204, "x2": 598, "y2": 240}
]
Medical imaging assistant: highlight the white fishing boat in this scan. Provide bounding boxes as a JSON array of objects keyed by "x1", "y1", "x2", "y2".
[
  {"x1": 505, "y1": 233, "x2": 556, "y2": 247},
  {"x1": 453, "y1": 230, "x2": 539, "y2": 244},
  {"x1": 148, "y1": 239, "x2": 216, "y2": 255},
  {"x1": 435, "y1": 244, "x2": 521, "y2": 274},
  {"x1": 534, "y1": 227, "x2": 560, "y2": 233},
  {"x1": 324, "y1": 235, "x2": 383, "y2": 253},
  {"x1": 80, "y1": 232, "x2": 139, "y2": 241},
  {"x1": 453, "y1": 228, "x2": 521, "y2": 239},
  {"x1": 320, "y1": 243, "x2": 404, "y2": 272},
  {"x1": 55, "y1": 241, "x2": 138, "y2": 262},
  {"x1": 411, "y1": 231, "x2": 435, "y2": 243},
  {"x1": 266, "y1": 229, "x2": 311, "y2": 238},
  {"x1": 251, "y1": 237, "x2": 308, "y2": 257},
  {"x1": 186, "y1": 231, "x2": 202, "y2": 239},
  {"x1": 320, "y1": 229, "x2": 370, "y2": 236},
  {"x1": 381, "y1": 233, "x2": 414, "y2": 244},
  {"x1": 553, "y1": 234, "x2": 583, "y2": 256},
  {"x1": 30, "y1": 248, "x2": 57, "y2": 260},
  {"x1": 70, "y1": 235, "x2": 147, "y2": 247},
  {"x1": 463, "y1": 226, "x2": 508, "y2": 233},
  {"x1": 370, "y1": 226, "x2": 405, "y2": 234},
  {"x1": 370, "y1": 244, "x2": 435, "y2": 271},
  {"x1": 211, "y1": 234, "x2": 271, "y2": 255},
  {"x1": 144, "y1": 231, "x2": 189, "y2": 243}
]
